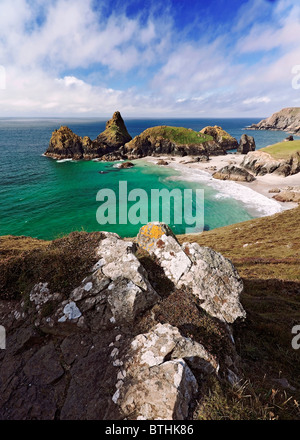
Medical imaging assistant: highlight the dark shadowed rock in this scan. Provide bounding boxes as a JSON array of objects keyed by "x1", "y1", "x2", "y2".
[
  {"x1": 285, "y1": 135, "x2": 294, "y2": 142},
  {"x1": 237, "y1": 134, "x2": 256, "y2": 154},
  {"x1": 119, "y1": 161, "x2": 134, "y2": 169}
]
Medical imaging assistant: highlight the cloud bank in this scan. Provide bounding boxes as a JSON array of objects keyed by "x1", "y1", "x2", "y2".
[{"x1": 0, "y1": 0, "x2": 299, "y2": 117}]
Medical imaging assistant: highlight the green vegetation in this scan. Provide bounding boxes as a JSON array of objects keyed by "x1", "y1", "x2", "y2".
[
  {"x1": 141, "y1": 126, "x2": 213, "y2": 145},
  {"x1": 179, "y1": 206, "x2": 300, "y2": 419},
  {"x1": 261, "y1": 140, "x2": 300, "y2": 160}
]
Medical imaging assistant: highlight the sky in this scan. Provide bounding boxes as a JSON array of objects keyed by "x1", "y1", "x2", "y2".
[{"x1": 0, "y1": 0, "x2": 300, "y2": 118}]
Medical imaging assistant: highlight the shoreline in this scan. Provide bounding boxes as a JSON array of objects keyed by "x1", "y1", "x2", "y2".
[{"x1": 141, "y1": 154, "x2": 299, "y2": 215}]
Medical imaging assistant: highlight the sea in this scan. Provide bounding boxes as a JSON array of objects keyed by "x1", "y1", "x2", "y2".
[{"x1": 1, "y1": 117, "x2": 299, "y2": 240}]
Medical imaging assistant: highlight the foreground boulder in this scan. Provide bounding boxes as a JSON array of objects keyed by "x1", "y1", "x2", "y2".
[
  {"x1": 116, "y1": 323, "x2": 219, "y2": 420},
  {"x1": 213, "y1": 164, "x2": 255, "y2": 182},
  {"x1": 137, "y1": 222, "x2": 246, "y2": 324},
  {"x1": 0, "y1": 225, "x2": 245, "y2": 420}
]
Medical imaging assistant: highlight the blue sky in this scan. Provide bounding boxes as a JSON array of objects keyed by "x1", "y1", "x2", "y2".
[{"x1": 0, "y1": 0, "x2": 300, "y2": 117}]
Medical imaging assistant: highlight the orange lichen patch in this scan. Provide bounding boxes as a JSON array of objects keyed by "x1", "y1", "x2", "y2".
[
  {"x1": 139, "y1": 224, "x2": 166, "y2": 240},
  {"x1": 137, "y1": 224, "x2": 168, "y2": 251}
]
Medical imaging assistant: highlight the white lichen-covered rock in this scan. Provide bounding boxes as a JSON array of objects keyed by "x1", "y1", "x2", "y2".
[
  {"x1": 29, "y1": 282, "x2": 52, "y2": 305},
  {"x1": 70, "y1": 232, "x2": 159, "y2": 325},
  {"x1": 137, "y1": 223, "x2": 245, "y2": 324},
  {"x1": 119, "y1": 359, "x2": 197, "y2": 420},
  {"x1": 58, "y1": 301, "x2": 82, "y2": 323},
  {"x1": 114, "y1": 324, "x2": 218, "y2": 420},
  {"x1": 96, "y1": 233, "x2": 153, "y2": 291},
  {"x1": 137, "y1": 222, "x2": 192, "y2": 283},
  {"x1": 179, "y1": 243, "x2": 245, "y2": 323}
]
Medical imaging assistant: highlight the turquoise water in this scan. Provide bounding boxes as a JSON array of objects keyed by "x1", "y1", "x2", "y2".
[{"x1": 1, "y1": 118, "x2": 298, "y2": 240}]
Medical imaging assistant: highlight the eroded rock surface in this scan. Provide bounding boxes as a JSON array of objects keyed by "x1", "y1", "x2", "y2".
[
  {"x1": 0, "y1": 224, "x2": 245, "y2": 420},
  {"x1": 213, "y1": 164, "x2": 255, "y2": 182},
  {"x1": 137, "y1": 222, "x2": 245, "y2": 323}
]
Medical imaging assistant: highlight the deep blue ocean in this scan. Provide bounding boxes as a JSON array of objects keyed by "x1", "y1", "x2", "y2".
[{"x1": 1, "y1": 117, "x2": 298, "y2": 240}]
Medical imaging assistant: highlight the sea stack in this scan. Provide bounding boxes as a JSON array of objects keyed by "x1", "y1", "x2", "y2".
[
  {"x1": 44, "y1": 111, "x2": 132, "y2": 160},
  {"x1": 237, "y1": 134, "x2": 256, "y2": 154}
]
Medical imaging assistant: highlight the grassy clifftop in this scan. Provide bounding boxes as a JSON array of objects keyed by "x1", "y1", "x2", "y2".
[
  {"x1": 127, "y1": 125, "x2": 213, "y2": 146},
  {"x1": 261, "y1": 140, "x2": 300, "y2": 160}
]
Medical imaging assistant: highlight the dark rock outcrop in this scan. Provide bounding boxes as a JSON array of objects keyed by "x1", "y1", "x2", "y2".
[
  {"x1": 0, "y1": 224, "x2": 245, "y2": 420},
  {"x1": 249, "y1": 107, "x2": 300, "y2": 134},
  {"x1": 45, "y1": 111, "x2": 132, "y2": 160},
  {"x1": 237, "y1": 134, "x2": 256, "y2": 154},
  {"x1": 213, "y1": 165, "x2": 255, "y2": 182},
  {"x1": 285, "y1": 135, "x2": 294, "y2": 142},
  {"x1": 119, "y1": 161, "x2": 134, "y2": 169}
]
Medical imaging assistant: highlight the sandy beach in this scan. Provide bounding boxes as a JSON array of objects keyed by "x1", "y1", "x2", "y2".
[{"x1": 142, "y1": 153, "x2": 300, "y2": 213}]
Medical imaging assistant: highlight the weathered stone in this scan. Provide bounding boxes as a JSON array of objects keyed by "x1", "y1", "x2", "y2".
[
  {"x1": 242, "y1": 150, "x2": 300, "y2": 176},
  {"x1": 249, "y1": 107, "x2": 300, "y2": 135},
  {"x1": 237, "y1": 134, "x2": 256, "y2": 154},
  {"x1": 213, "y1": 164, "x2": 255, "y2": 182},
  {"x1": 179, "y1": 243, "x2": 245, "y2": 323},
  {"x1": 45, "y1": 111, "x2": 132, "y2": 160},
  {"x1": 0, "y1": 224, "x2": 244, "y2": 420},
  {"x1": 137, "y1": 223, "x2": 245, "y2": 324},
  {"x1": 137, "y1": 222, "x2": 191, "y2": 284},
  {"x1": 200, "y1": 126, "x2": 238, "y2": 150},
  {"x1": 116, "y1": 324, "x2": 209, "y2": 420}
]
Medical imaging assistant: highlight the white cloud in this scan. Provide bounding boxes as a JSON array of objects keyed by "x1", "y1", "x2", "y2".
[
  {"x1": 243, "y1": 96, "x2": 271, "y2": 105},
  {"x1": 0, "y1": 0, "x2": 300, "y2": 117}
]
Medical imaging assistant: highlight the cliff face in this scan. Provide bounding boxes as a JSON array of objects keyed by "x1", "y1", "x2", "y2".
[
  {"x1": 45, "y1": 126, "x2": 84, "y2": 160},
  {"x1": 123, "y1": 126, "x2": 228, "y2": 158},
  {"x1": 44, "y1": 111, "x2": 132, "y2": 160},
  {"x1": 250, "y1": 107, "x2": 300, "y2": 134}
]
